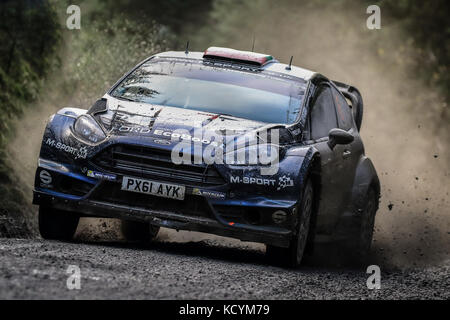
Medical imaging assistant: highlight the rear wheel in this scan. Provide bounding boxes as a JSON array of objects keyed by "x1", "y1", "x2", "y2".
[
  {"x1": 266, "y1": 179, "x2": 314, "y2": 268},
  {"x1": 340, "y1": 187, "x2": 378, "y2": 263},
  {"x1": 121, "y1": 220, "x2": 160, "y2": 243},
  {"x1": 39, "y1": 206, "x2": 80, "y2": 241},
  {"x1": 357, "y1": 187, "x2": 378, "y2": 257}
]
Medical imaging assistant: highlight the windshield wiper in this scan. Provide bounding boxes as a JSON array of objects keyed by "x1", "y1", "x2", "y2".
[{"x1": 115, "y1": 96, "x2": 140, "y2": 103}]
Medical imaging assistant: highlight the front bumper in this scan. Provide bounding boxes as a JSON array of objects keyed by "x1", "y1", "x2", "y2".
[
  {"x1": 34, "y1": 137, "x2": 302, "y2": 248},
  {"x1": 33, "y1": 189, "x2": 293, "y2": 247}
]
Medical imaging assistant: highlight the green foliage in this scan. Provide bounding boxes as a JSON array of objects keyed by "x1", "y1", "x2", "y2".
[
  {"x1": 0, "y1": 0, "x2": 60, "y2": 146},
  {"x1": 84, "y1": 0, "x2": 213, "y2": 34},
  {"x1": 0, "y1": 0, "x2": 175, "y2": 237},
  {"x1": 0, "y1": 1, "x2": 61, "y2": 236},
  {"x1": 373, "y1": 0, "x2": 450, "y2": 99},
  {"x1": 63, "y1": 14, "x2": 172, "y2": 101}
]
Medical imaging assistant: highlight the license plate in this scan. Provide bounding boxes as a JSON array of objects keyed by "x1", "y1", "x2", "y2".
[{"x1": 121, "y1": 177, "x2": 185, "y2": 200}]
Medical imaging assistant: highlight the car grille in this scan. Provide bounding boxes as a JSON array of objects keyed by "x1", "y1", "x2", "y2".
[
  {"x1": 90, "y1": 181, "x2": 212, "y2": 218},
  {"x1": 90, "y1": 144, "x2": 225, "y2": 187}
]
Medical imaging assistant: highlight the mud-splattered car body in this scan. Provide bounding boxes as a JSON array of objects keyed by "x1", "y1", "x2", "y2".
[{"x1": 33, "y1": 47, "x2": 380, "y2": 250}]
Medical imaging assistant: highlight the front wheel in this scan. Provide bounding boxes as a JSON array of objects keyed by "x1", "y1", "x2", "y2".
[
  {"x1": 39, "y1": 206, "x2": 80, "y2": 241},
  {"x1": 266, "y1": 179, "x2": 314, "y2": 268}
]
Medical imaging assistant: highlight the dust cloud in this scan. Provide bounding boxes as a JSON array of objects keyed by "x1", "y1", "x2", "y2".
[
  {"x1": 7, "y1": 1, "x2": 448, "y2": 269},
  {"x1": 192, "y1": 1, "x2": 450, "y2": 268}
]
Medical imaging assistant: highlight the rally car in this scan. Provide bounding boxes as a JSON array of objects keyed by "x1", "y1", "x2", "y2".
[{"x1": 33, "y1": 47, "x2": 380, "y2": 266}]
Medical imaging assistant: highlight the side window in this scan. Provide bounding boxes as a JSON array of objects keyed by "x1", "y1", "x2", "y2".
[
  {"x1": 331, "y1": 86, "x2": 353, "y2": 130},
  {"x1": 311, "y1": 85, "x2": 338, "y2": 140}
]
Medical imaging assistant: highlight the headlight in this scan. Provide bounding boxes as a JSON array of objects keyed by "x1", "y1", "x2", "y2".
[
  {"x1": 224, "y1": 144, "x2": 280, "y2": 165},
  {"x1": 223, "y1": 143, "x2": 281, "y2": 175},
  {"x1": 73, "y1": 115, "x2": 106, "y2": 143}
]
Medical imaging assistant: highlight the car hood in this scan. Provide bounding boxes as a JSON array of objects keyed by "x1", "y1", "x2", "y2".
[{"x1": 96, "y1": 97, "x2": 286, "y2": 151}]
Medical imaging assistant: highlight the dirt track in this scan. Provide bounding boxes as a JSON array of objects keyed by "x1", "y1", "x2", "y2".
[{"x1": 0, "y1": 236, "x2": 448, "y2": 300}]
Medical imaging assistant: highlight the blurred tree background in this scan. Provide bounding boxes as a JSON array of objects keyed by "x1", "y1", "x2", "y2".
[
  {"x1": 0, "y1": 0, "x2": 213, "y2": 236},
  {"x1": 0, "y1": 0, "x2": 60, "y2": 154},
  {"x1": 0, "y1": 0, "x2": 60, "y2": 236},
  {"x1": 0, "y1": 0, "x2": 448, "y2": 237},
  {"x1": 373, "y1": 0, "x2": 449, "y2": 99}
]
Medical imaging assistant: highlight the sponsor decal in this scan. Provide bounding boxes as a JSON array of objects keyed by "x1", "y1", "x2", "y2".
[
  {"x1": 192, "y1": 188, "x2": 226, "y2": 199},
  {"x1": 229, "y1": 175, "x2": 276, "y2": 187},
  {"x1": 45, "y1": 138, "x2": 88, "y2": 159},
  {"x1": 77, "y1": 147, "x2": 88, "y2": 159},
  {"x1": 153, "y1": 129, "x2": 220, "y2": 146},
  {"x1": 118, "y1": 125, "x2": 152, "y2": 134},
  {"x1": 229, "y1": 174, "x2": 294, "y2": 190},
  {"x1": 272, "y1": 210, "x2": 288, "y2": 224},
  {"x1": 86, "y1": 170, "x2": 116, "y2": 181},
  {"x1": 39, "y1": 170, "x2": 52, "y2": 186},
  {"x1": 277, "y1": 175, "x2": 294, "y2": 190},
  {"x1": 153, "y1": 139, "x2": 172, "y2": 145}
]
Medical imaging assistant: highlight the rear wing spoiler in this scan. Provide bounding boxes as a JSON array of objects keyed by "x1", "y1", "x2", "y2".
[{"x1": 332, "y1": 80, "x2": 364, "y2": 131}]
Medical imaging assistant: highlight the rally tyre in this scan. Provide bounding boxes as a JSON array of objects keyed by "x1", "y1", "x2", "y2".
[
  {"x1": 121, "y1": 220, "x2": 160, "y2": 243},
  {"x1": 340, "y1": 186, "x2": 378, "y2": 264},
  {"x1": 38, "y1": 206, "x2": 80, "y2": 241},
  {"x1": 266, "y1": 179, "x2": 314, "y2": 268},
  {"x1": 356, "y1": 187, "x2": 378, "y2": 259}
]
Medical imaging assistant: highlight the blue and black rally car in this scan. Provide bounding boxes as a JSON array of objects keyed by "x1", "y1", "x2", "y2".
[{"x1": 33, "y1": 47, "x2": 380, "y2": 266}]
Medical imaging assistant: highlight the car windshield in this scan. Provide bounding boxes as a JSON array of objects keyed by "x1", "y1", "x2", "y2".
[{"x1": 110, "y1": 57, "x2": 306, "y2": 124}]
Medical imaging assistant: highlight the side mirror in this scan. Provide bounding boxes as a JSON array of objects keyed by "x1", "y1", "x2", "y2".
[{"x1": 328, "y1": 128, "x2": 354, "y2": 149}]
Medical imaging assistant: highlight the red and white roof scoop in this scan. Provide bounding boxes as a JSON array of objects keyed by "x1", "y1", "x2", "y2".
[{"x1": 203, "y1": 47, "x2": 277, "y2": 67}]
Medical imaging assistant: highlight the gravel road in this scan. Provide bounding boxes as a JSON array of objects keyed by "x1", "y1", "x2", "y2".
[{"x1": 0, "y1": 236, "x2": 448, "y2": 300}]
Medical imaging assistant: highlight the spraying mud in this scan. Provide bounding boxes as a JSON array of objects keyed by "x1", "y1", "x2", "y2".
[{"x1": 6, "y1": 1, "x2": 448, "y2": 270}]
